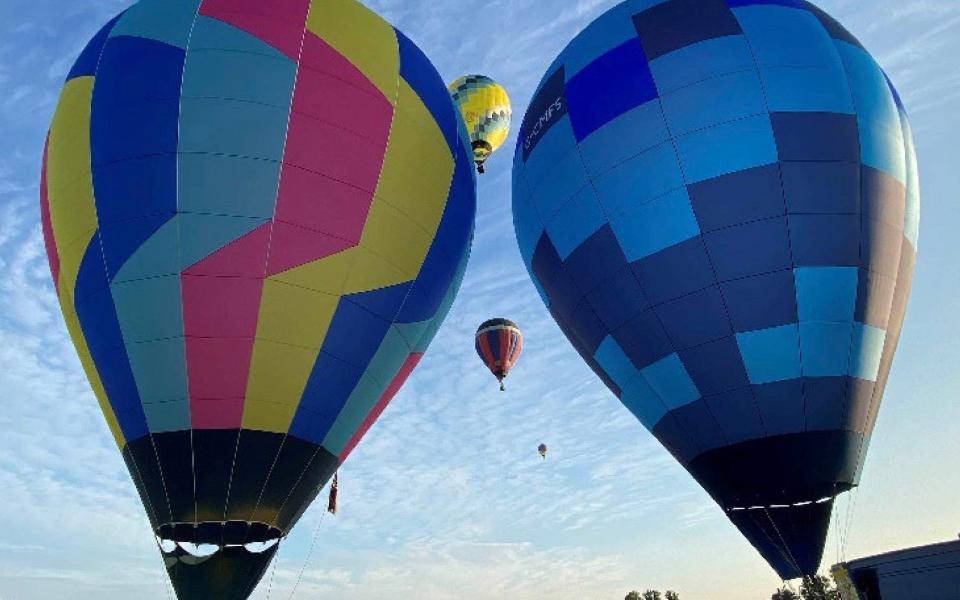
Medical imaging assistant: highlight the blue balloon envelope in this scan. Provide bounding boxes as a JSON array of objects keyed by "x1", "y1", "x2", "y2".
[{"x1": 512, "y1": 0, "x2": 918, "y2": 579}]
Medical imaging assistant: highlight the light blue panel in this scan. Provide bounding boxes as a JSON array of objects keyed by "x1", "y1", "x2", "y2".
[
  {"x1": 850, "y1": 322, "x2": 886, "y2": 381},
  {"x1": 675, "y1": 114, "x2": 778, "y2": 184},
  {"x1": 522, "y1": 115, "x2": 579, "y2": 192},
  {"x1": 761, "y1": 65, "x2": 854, "y2": 113},
  {"x1": 594, "y1": 335, "x2": 640, "y2": 389},
  {"x1": 799, "y1": 321, "x2": 853, "y2": 377},
  {"x1": 795, "y1": 267, "x2": 858, "y2": 323},
  {"x1": 546, "y1": 186, "x2": 607, "y2": 260},
  {"x1": 649, "y1": 35, "x2": 755, "y2": 95},
  {"x1": 189, "y1": 16, "x2": 288, "y2": 58},
  {"x1": 901, "y1": 112, "x2": 920, "y2": 248},
  {"x1": 530, "y1": 149, "x2": 590, "y2": 221},
  {"x1": 142, "y1": 400, "x2": 191, "y2": 433},
  {"x1": 126, "y1": 338, "x2": 188, "y2": 403},
  {"x1": 178, "y1": 97, "x2": 289, "y2": 161},
  {"x1": 177, "y1": 153, "x2": 281, "y2": 218},
  {"x1": 736, "y1": 324, "x2": 801, "y2": 384},
  {"x1": 109, "y1": 0, "x2": 201, "y2": 49},
  {"x1": 111, "y1": 274, "x2": 184, "y2": 343},
  {"x1": 660, "y1": 70, "x2": 766, "y2": 136},
  {"x1": 733, "y1": 5, "x2": 838, "y2": 68},
  {"x1": 836, "y1": 41, "x2": 906, "y2": 183},
  {"x1": 579, "y1": 100, "x2": 670, "y2": 177},
  {"x1": 178, "y1": 213, "x2": 269, "y2": 270},
  {"x1": 595, "y1": 141, "x2": 683, "y2": 217},
  {"x1": 112, "y1": 218, "x2": 179, "y2": 283},
  {"x1": 641, "y1": 353, "x2": 701, "y2": 410},
  {"x1": 620, "y1": 374, "x2": 668, "y2": 430},
  {"x1": 182, "y1": 48, "x2": 296, "y2": 108},
  {"x1": 611, "y1": 188, "x2": 700, "y2": 261},
  {"x1": 322, "y1": 328, "x2": 408, "y2": 455},
  {"x1": 561, "y1": 5, "x2": 640, "y2": 79},
  {"x1": 393, "y1": 320, "x2": 432, "y2": 352},
  {"x1": 512, "y1": 180, "x2": 544, "y2": 270}
]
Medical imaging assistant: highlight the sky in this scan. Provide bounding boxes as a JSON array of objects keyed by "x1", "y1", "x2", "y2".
[{"x1": 0, "y1": 1, "x2": 959, "y2": 599}]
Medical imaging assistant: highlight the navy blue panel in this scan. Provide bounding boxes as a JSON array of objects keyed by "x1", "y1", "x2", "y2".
[
  {"x1": 99, "y1": 212, "x2": 175, "y2": 280},
  {"x1": 804, "y1": 376, "x2": 847, "y2": 430},
  {"x1": 545, "y1": 269, "x2": 585, "y2": 322},
  {"x1": 720, "y1": 269, "x2": 797, "y2": 332},
  {"x1": 396, "y1": 29, "x2": 458, "y2": 154},
  {"x1": 727, "y1": 0, "x2": 805, "y2": 7},
  {"x1": 487, "y1": 328, "x2": 502, "y2": 362},
  {"x1": 586, "y1": 265, "x2": 650, "y2": 331},
  {"x1": 72, "y1": 232, "x2": 109, "y2": 302},
  {"x1": 563, "y1": 225, "x2": 627, "y2": 294},
  {"x1": 75, "y1": 240, "x2": 146, "y2": 441},
  {"x1": 843, "y1": 377, "x2": 875, "y2": 433},
  {"x1": 293, "y1": 352, "x2": 371, "y2": 439},
  {"x1": 860, "y1": 165, "x2": 906, "y2": 230},
  {"x1": 565, "y1": 38, "x2": 658, "y2": 141},
  {"x1": 632, "y1": 237, "x2": 714, "y2": 305},
  {"x1": 67, "y1": 12, "x2": 124, "y2": 80},
  {"x1": 704, "y1": 217, "x2": 792, "y2": 281},
  {"x1": 668, "y1": 399, "x2": 728, "y2": 458},
  {"x1": 568, "y1": 301, "x2": 608, "y2": 356},
  {"x1": 633, "y1": 0, "x2": 742, "y2": 61},
  {"x1": 802, "y1": 2, "x2": 864, "y2": 49},
  {"x1": 655, "y1": 286, "x2": 732, "y2": 349},
  {"x1": 789, "y1": 214, "x2": 860, "y2": 266},
  {"x1": 93, "y1": 154, "x2": 178, "y2": 224},
  {"x1": 854, "y1": 268, "x2": 895, "y2": 329},
  {"x1": 679, "y1": 336, "x2": 750, "y2": 395},
  {"x1": 90, "y1": 100, "x2": 180, "y2": 165},
  {"x1": 752, "y1": 378, "x2": 805, "y2": 436},
  {"x1": 613, "y1": 309, "x2": 673, "y2": 370},
  {"x1": 552, "y1": 307, "x2": 622, "y2": 396},
  {"x1": 781, "y1": 161, "x2": 860, "y2": 214},
  {"x1": 705, "y1": 386, "x2": 766, "y2": 443},
  {"x1": 349, "y1": 282, "x2": 411, "y2": 321},
  {"x1": 531, "y1": 233, "x2": 563, "y2": 290},
  {"x1": 522, "y1": 68, "x2": 568, "y2": 160},
  {"x1": 688, "y1": 164, "x2": 785, "y2": 232},
  {"x1": 651, "y1": 412, "x2": 698, "y2": 465},
  {"x1": 96, "y1": 36, "x2": 186, "y2": 107},
  {"x1": 860, "y1": 217, "x2": 903, "y2": 278},
  {"x1": 321, "y1": 298, "x2": 392, "y2": 368},
  {"x1": 771, "y1": 112, "x2": 860, "y2": 162}
]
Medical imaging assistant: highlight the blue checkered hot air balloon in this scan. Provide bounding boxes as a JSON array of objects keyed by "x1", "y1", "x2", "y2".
[{"x1": 512, "y1": 0, "x2": 918, "y2": 580}]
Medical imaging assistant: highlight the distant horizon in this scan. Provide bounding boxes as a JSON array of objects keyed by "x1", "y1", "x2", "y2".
[{"x1": 1, "y1": 1, "x2": 959, "y2": 599}]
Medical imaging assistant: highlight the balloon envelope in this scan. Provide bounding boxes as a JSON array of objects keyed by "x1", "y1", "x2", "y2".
[
  {"x1": 512, "y1": 0, "x2": 917, "y2": 580},
  {"x1": 449, "y1": 75, "x2": 512, "y2": 171},
  {"x1": 40, "y1": 0, "x2": 476, "y2": 597},
  {"x1": 475, "y1": 318, "x2": 523, "y2": 388}
]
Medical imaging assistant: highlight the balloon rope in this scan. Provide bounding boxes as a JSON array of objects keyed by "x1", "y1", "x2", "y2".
[
  {"x1": 761, "y1": 506, "x2": 805, "y2": 580},
  {"x1": 840, "y1": 486, "x2": 861, "y2": 561},
  {"x1": 265, "y1": 542, "x2": 281, "y2": 600},
  {"x1": 287, "y1": 506, "x2": 329, "y2": 599}
]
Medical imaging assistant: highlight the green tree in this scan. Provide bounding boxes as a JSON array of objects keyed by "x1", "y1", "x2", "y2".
[
  {"x1": 772, "y1": 587, "x2": 799, "y2": 600},
  {"x1": 642, "y1": 592, "x2": 662, "y2": 600},
  {"x1": 665, "y1": 592, "x2": 680, "y2": 600},
  {"x1": 800, "y1": 575, "x2": 840, "y2": 600},
  {"x1": 624, "y1": 593, "x2": 641, "y2": 600}
]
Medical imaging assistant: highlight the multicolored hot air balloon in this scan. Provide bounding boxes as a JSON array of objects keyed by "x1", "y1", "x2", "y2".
[
  {"x1": 513, "y1": 0, "x2": 917, "y2": 580},
  {"x1": 538, "y1": 443, "x2": 548, "y2": 459},
  {"x1": 40, "y1": 0, "x2": 476, "y2": 597},
  {"x1": 475, "y1": 318, "x2": 523, "y2": 390},
  {"x1": 449, "y1": 75, "x2": 512, "y2": 173}
]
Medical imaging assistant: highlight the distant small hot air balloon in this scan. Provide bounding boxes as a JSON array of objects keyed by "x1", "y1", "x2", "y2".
[
  {"x1": 538, "y1": 443, "x2": 548, "y2": 459},
  {"x1": 449, "y1": 75, "x2": 511, "y2": 173},
  {"x1": 475, "y1": 318, "x2": 523, "y2": 391}
]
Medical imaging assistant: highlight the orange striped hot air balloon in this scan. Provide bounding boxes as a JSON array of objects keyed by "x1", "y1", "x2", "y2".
[{"x1": 475, "y1": 318, "x2": 523, "y2": 391}]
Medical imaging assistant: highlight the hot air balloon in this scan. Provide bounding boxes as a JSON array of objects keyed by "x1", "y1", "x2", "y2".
[
  {"x1": 538, "y1": 443, "x2": 548, "y2": 459},
  {"x1": 40, "y1": 0, "x2": 476, "y2": 597},
  {"x1": 513, "y1": 0, "x2": 917, "y2": 581},
  {"x1": 449, "y1": 75, "x2": 512, "y2": 173},
  {"x1": 475, "y1": 318, "x2": 523, "y2": 390}
]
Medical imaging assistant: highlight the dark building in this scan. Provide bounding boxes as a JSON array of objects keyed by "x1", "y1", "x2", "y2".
[{"x1": 832, "y1": 538, "x2": 960, "y2": 599}]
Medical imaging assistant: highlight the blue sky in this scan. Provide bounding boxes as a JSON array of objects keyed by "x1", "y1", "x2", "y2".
[{"x1": 1, "y1": 1, "x2": 959, "y2": 599}]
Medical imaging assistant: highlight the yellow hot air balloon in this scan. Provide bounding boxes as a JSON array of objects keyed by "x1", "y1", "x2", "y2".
[{"x1": 449, "y1": 75, "x2": 511, "y2": 173}]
